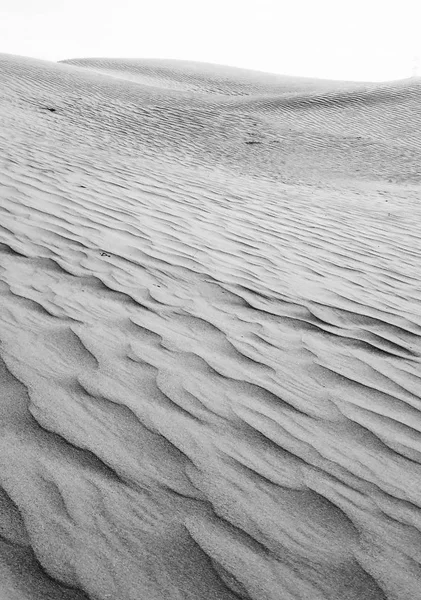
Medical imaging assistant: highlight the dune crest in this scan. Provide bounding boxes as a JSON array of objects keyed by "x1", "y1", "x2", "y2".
[
  {"x1": 61, "y1": 57, "x2": 366, "y2": 95},
  {"x1": 0, "y1": 53, "x2": 421, "y2": 599}
]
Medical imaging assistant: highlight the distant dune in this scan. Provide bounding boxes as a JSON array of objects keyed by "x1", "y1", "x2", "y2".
[
  {"x1": 61, "y1": 57, "x2": 365, "y2": 95},
  {"x1": 1, "y1": 53, "x2": 421, "y2": 600}
]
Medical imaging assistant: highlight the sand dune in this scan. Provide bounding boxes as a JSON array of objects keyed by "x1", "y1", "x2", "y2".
[
  {"x1": 0, "y1": 53, "x2": 421, "y2": 599},
  {"x1": 61, "y1": 57, "x2": 365, "y2": 95}
]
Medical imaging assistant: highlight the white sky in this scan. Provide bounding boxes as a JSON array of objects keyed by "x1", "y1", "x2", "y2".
[{"x1": 1, "y1": 0, "x2": 420, "y2": 81}]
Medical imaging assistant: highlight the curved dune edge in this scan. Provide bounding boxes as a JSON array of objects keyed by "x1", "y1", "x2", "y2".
[
  {"x1": 60, "y1": 57, "x2": 367, "y2": 95},
  {"x1": 0, "y1": 53, "x2": 421, "y2": 599}
]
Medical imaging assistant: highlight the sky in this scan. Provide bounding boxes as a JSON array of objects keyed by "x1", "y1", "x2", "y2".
[{"x1": 0, "y1": 0, "x2": 420, "y2": 82}]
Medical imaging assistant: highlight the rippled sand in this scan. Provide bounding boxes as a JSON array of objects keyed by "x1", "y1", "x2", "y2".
[{"x1": 1, "y1": 54, "x2": 421, "y2": 600}]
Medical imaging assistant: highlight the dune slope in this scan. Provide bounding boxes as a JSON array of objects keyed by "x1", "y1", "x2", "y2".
[{"x1": 0, "y1": 54, "x2": 421, "y2": 600}]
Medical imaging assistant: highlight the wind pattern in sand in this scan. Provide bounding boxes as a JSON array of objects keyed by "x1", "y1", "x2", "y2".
[{"x1": 1, "y1": 54, "x2": 421, "y2": 600}]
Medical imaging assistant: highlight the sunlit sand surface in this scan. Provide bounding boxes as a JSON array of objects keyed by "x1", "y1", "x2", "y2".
[{"x1": 1, "y1": 53, "x2": 421, "y2": 599}]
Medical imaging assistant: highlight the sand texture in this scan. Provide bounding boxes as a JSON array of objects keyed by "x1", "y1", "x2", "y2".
[{"x1": 1, "y1": 53, "x2": 421, "y2": 599}]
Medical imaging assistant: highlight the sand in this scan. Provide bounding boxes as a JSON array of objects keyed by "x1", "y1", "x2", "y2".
[{"x1": 0, "y1": 53, "x2": 421, "y2": 600}]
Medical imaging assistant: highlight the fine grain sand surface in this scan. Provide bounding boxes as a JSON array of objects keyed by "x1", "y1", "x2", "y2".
[{"x1": 0, "y1": 53, "x2": 421, "y2": 600}]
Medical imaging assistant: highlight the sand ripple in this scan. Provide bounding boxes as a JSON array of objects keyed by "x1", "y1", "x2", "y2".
[{"x1": 0, "y1": 54, "x2": 421, "y2": 599}]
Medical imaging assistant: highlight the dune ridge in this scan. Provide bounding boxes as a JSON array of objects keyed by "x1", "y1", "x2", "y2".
[
  {"x1": 61, "y1": 57, "x2": 366, "y2": 94},
  {"x1": 0, "y1": 53, "x2": 421, "y2": 599}
]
